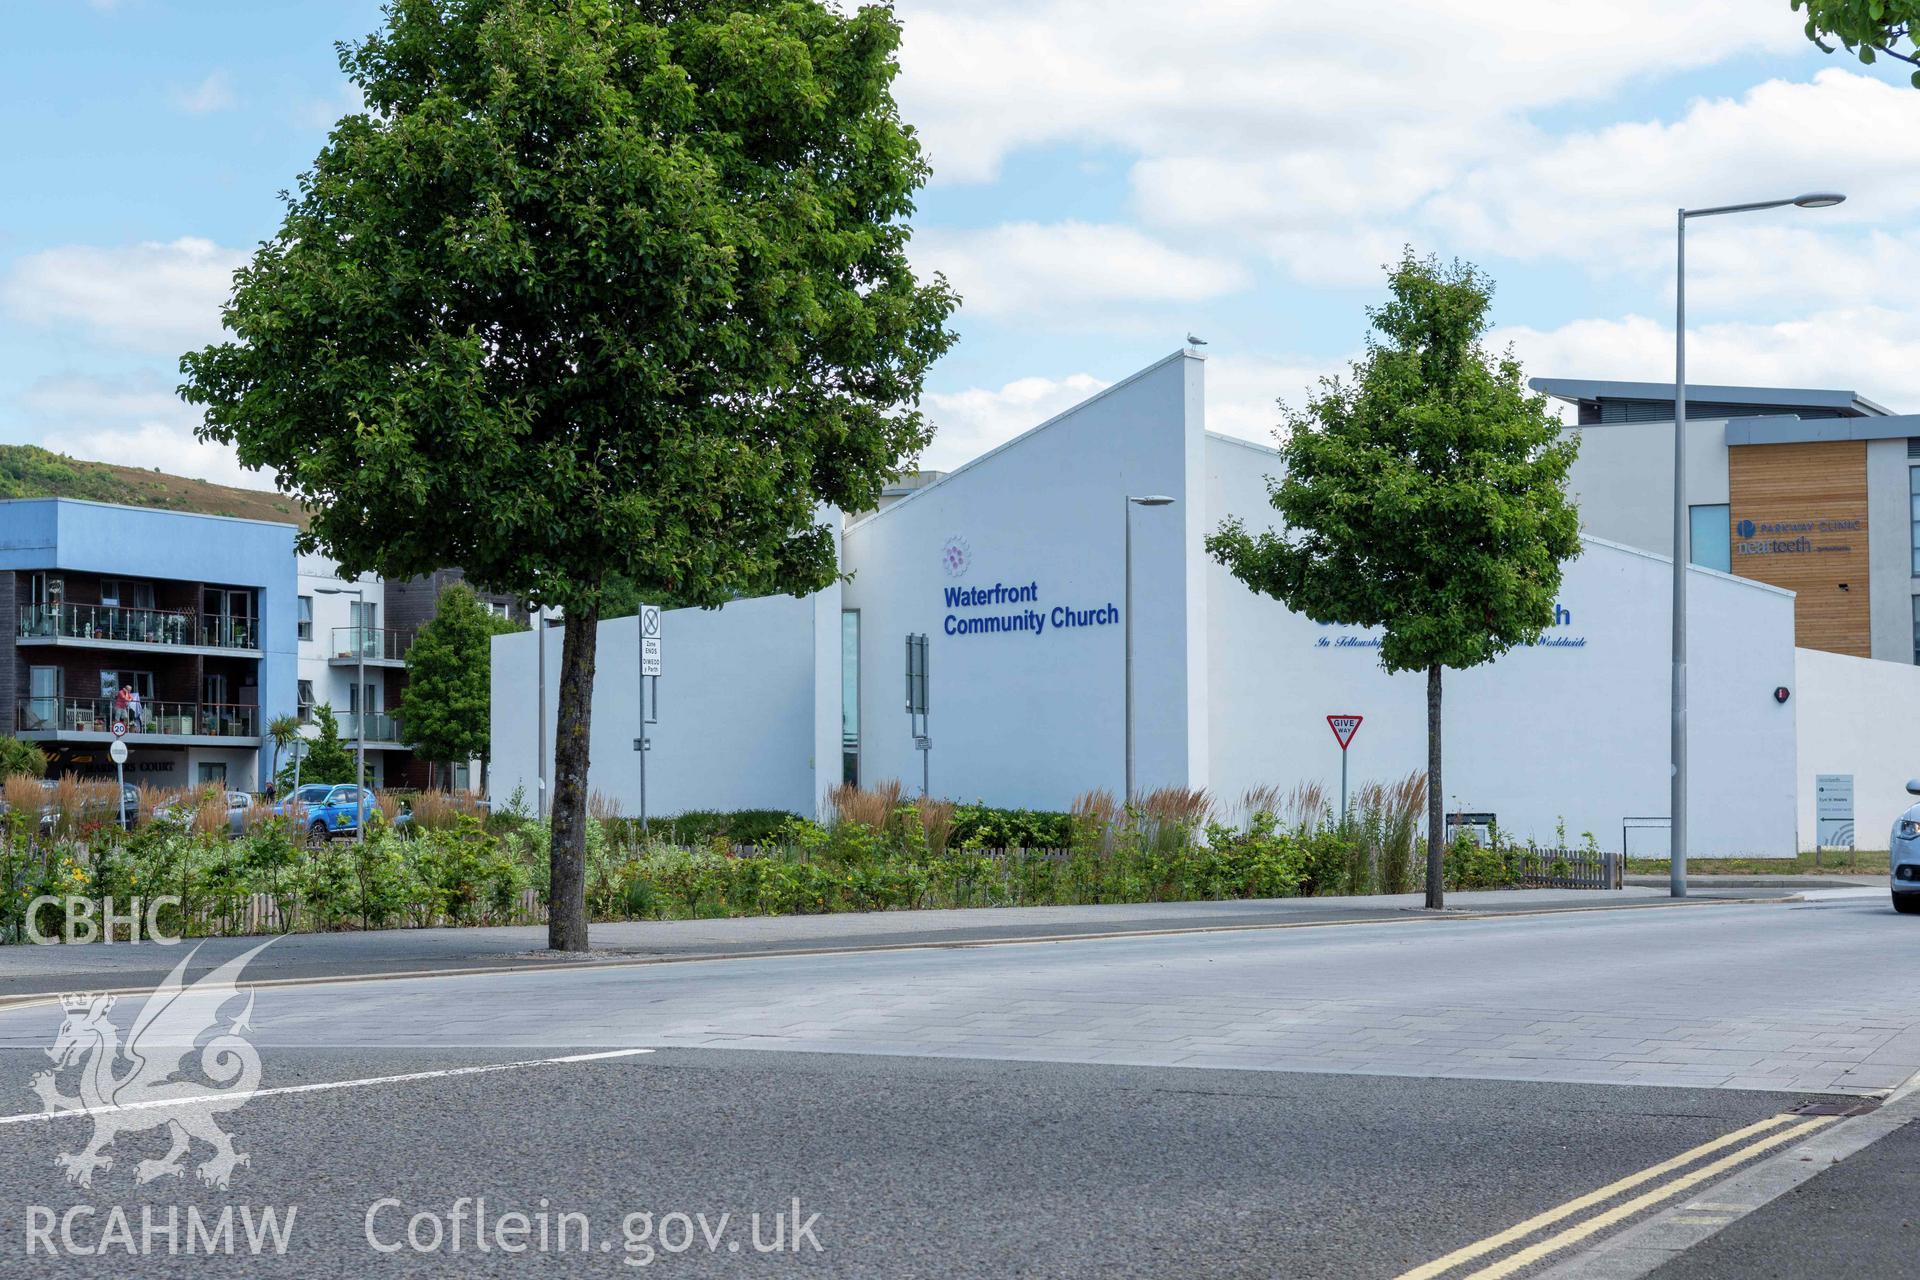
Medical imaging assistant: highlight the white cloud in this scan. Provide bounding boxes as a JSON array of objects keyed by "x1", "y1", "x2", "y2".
[
  {"x1": 18, "y1": 372, "x2": 267, "y2": 489},
  {"x1": 913, "y1": 222, "x2": 1247, "y2": 324},
  {"x1": 920, "y1": 372, "x2": 1108, "y2": 469},
  {"x1": 1428, "y1": 71, "x2": 1920, "y2": 300},
  {"x1": 1, "y1": 237, "x2": 244, "y2": 354},
  {"x1": 916, "y1": 349, "x2": 1342, "y2": 471},
  {"x1": 171, "y1": 71, "x2": 236, "y2": 115},
  {"x1": 895, "y1": 0, "x2": 1800, "y2": 185}
]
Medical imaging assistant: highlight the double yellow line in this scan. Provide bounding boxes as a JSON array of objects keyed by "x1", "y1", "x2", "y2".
[{"x1": 1395, "y1": 1111, "x2": 1835, "y2": 1280}]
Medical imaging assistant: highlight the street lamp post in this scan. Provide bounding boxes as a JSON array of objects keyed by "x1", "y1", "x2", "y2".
[
  {"x1": 314, "y1": 584, "x2": 368, "y2": 844},
  {"x1": 1671, "y1": 192, "x2": 1844, "y2": 898},
  {"x1": 1124, "y1": 494, "x2": 1176, "y2": 803}
]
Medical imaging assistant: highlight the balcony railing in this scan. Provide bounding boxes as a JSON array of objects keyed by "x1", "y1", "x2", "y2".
[
  {"x1": 340, "y1": 712, "x2": 406, "y2": 743},
  {"x1": 18, "y1": 603, "x2": 259, "y2": 652},
  {"x1": 17, "y1": 698, "x2": 260, "y2": 739},
  {"x1": 329, "y1": 626, "x2": 412, "y2": 663}
]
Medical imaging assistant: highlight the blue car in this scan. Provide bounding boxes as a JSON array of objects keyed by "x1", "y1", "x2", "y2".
[
  {"x1": 291, "y1": 784, "x2": 379, "y2": 843},
  {"x1": 1893, "y1": 780, "x2": 1920, "y2": 914}
]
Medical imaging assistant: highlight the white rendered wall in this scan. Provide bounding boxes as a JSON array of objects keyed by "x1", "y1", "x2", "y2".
[
  {"x1": 1563, "y1": 418, "x2": 1732, "y2": 559},
  {"x1": 841, "y1": 350, "x2": 1206, "y2": 807},
  {"x1": 490, "y1": 582, "x2": 842, "y2": 819},
  {"x1": 1794, "y1": 646, "x2": 1920, "y2": 850},
  {"x1": 1205, "y1": 432, "x2": 1798, "y2": 857}
]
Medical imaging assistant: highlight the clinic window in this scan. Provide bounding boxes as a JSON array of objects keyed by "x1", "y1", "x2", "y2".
[
  {"x1": 1689, "y1": 504, "x2": 1730, "y2": 573},
  {"x1": 1910, "y1": 467, "x2": 1920, "y2": 576}
]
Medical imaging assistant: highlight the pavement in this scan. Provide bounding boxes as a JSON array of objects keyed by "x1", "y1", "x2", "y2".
[
  {"x1": 0, "y1": 882, "x2": 1913, "y2": 1276},
  {"x1": 0, "y1": 882, "x2": 1813, "y2": 1002}
]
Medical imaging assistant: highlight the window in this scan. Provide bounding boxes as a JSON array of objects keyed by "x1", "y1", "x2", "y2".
[
  {"x1": 197, "y1": 763, "x2": 227, "y2": 785},
  {"x1": 1911, "y1": 466, "x2": 1920, "y2": 576},
  {"x1": 100, "y1": 579, "x2": 154, "y2": 610},
  {"x1": 1689, "y1": 504, "x2": 1730, "y2": 573},
  {"x1": 1912, "y1": 597, "x2": 1920, "y2": 666},
  {"x1": 297, "y1": 595, "x2": 313, "y2": 641},
  {"x1": 297, "y1": 679, "x2": 315, "y2": 721},
  {"x1": 841, "y1": 610, "x2": 860, "y2": 787}
]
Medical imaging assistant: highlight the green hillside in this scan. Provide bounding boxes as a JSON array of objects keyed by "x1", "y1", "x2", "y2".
[{"x1": 0, "y1": 445, "x2": 309, "y2": 528}]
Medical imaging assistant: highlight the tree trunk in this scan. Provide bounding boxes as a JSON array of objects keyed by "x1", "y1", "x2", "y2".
[
  {"x1": 548, "y1": 600, "x2": 599, "y2": 952},
  {"x1": 1426, "y1": 662, "x2": 1444, "y2": 910}
]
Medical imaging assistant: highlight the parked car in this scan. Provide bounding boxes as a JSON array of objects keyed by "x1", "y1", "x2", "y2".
[
  {"x1": 272, "y1": 783, "x2": 335, "y2": 818},
  {"x1": 296, "y1": 785, "x2": 403, "y2": 842},
  {"x1": 151, "y1": 789, "x2": 255, "y2": 836},
  {"x1": 1892, "y1": 780, "x2": 1920, "y2": 914}
]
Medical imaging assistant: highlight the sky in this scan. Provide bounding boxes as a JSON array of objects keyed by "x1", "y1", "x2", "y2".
[{"x1": 7, "y1": 0, "x2": 1920, "y2": 488}]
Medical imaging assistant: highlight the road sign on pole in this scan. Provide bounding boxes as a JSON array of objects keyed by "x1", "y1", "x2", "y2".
[
  {"x1": 640, "y1": 604, "x2": 662, "y2": 677},
  {"x1": 109, "y1": 738, "x2": 128, "y2": 829},
  {"x1": 1326, "y1": 715, "x2": 1362, "y2": 824},
  {"x1": 111, "y1": 720, "x2": 128, "y2": 739},
  {"x1": 1326, "y1": 715, "x2": 1362, "y2": 750}
]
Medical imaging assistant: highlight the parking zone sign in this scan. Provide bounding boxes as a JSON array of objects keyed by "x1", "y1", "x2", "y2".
[{"x1": 1326, "y1": 715, "x2": 1362, "y2": 751}]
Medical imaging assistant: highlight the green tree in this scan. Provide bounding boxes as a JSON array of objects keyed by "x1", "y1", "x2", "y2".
[
  {"x1": 0, "y1": 737, "x2": 48, "y2": 779},
  {"x1": 1790, "y1": 0, "x2": 1920, "y2": 80},
  {"x1": 266, "y1": 713, "x2": 303, "y2": 790},
  {"x1": 1205, "y1": 251, "x2": 1580, "y2": 909},
  {"x1": 180, "y1": 0, "x2": 956, "y2": 951},
  {"x1": 281, "y1": 706, "x2": 357, "y2": 788},
  {"x1": 402, "y1": 583, "x2": 522, "y2": 790}
]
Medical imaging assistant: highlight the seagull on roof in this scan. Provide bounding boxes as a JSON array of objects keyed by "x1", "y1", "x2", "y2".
[{"x1": 1186, "y1": 333, "x2": 1207, "y2": 347}]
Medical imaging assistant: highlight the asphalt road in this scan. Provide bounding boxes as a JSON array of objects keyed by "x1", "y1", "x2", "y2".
[
  {"x1": 0, "y1": 887, "x2": 1911, "y2": 1277},
  {"x1": 0, "y1": 1047, "x2": 1844, "y2": 1278}
]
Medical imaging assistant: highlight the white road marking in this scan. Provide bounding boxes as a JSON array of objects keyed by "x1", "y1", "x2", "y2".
[{"x1": 0, "y1": 1047, "x2": 653, "y2": 1126}]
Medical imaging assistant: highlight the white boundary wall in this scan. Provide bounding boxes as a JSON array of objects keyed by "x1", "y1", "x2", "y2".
[
  {"x1": 1795, "y1": 647, "x2": 1920, "y2": 851},
  {"x1": 1205, "y1": 433, "x2": 1798, "y2": 857},
  {"x1": 490, "y1": 577, "x2": 842, "y2": 820}
]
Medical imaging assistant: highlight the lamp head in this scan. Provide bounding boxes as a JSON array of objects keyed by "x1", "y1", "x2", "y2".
[
  {"x1": 1793, "y1": 192, "x2": 1846, "y2": 208},
  {"x1": 1129, "y1": 495, "x2": 1176, "y2": 507}
]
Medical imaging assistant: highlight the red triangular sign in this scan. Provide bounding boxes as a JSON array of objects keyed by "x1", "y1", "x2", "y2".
[{"x1": 1326, "y1": 714, "x2": 1362, "y2": 750}]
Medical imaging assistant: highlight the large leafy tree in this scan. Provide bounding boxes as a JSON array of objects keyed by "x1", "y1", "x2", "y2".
[
  {"x1": 181, "y1": 0, "x2": 957, "y2": 951},
  {"x1": 1206, "y1": 252, "x2": 1580, "y2": 909},
  {"x1": 402, "y1": 583, "x2": 524, "y2": 790},
  {"x1": 1790, "y1": 0, "x2": 1920, "y2": 80}
]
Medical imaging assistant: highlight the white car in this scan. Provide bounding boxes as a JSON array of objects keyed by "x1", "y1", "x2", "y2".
[{"x1": 1890, "y1": 780, "x2": 1920, "y2": 914}]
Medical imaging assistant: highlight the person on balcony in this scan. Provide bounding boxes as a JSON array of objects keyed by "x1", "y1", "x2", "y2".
[{"x1": 112, "y1": 684, "x2": 132, "y2": 726}]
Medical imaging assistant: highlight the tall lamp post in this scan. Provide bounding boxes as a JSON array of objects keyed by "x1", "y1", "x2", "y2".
[
  {"x1": 1124, "y1": 494, "x2": 1176, "y2": 803},
  {"x1": 314, "y1": 584, "x2": 368, "y2": 844},
  {"x1": 1671, "y1": 191, "x2": 1844, "y2": 898}
]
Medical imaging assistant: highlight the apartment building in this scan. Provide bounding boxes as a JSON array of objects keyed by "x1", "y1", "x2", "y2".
[{"x1": 0, "y1": 498, "x2": 298, "y2": 790}]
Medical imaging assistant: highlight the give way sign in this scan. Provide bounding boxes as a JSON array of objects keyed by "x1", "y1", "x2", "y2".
[{"x1": 1326, "y1": 715, "x2": 1363, "y2": 751}]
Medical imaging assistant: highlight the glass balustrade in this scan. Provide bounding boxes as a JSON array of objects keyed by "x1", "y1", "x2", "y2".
[
  {"x1": 328, "y1": 627, "x2": 413, "y2": 662},
  {"x1": 17, "y1": 603, "x2": 259, "y2": 651},
  {"x1": 15, "y1": 698, "x2": 259, "y2": 738}
]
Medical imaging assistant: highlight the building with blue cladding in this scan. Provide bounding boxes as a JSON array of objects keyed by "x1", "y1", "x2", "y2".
[{"x1": 0, "y1": 498, "x2": 299, "y2": 790}]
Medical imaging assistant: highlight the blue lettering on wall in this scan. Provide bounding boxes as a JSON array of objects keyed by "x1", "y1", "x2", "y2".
[{"x1": 941, "y1": 581, "x2": 1117, "y2": 638}]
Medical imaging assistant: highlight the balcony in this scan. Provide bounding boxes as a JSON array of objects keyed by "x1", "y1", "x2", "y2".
[
  {"x1": 17, "y1": 698, "x2": 261, "y2": 744},
  {"x1": 339, "y1": 711, "x2": 409, "y2": 748},
  {"x1": 18, "y1": 603, "x2": 259, "y2": 655},
  {"x1": 327, "y1": 626, "x2": 412, "y2": 668}
]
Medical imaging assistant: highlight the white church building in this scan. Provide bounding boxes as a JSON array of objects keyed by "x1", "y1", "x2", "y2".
[{"x1": 493, "y1": 348, "x2": 1920, "y2": 857}]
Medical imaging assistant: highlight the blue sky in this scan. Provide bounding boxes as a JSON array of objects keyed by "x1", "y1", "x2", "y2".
[{"x1": 8, "y1": 0, "x2": 1920, "y2": 485}]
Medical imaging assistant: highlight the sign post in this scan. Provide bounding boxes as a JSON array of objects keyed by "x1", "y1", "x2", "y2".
[
  {"x1": 1814, "y1": 773, "x2": 1853, "y2": 869},
  {"x1": 109, "y1": 725, "x2": 129, "y2": 830},
  {"x1": 1325, "y1": 714, "x2": 1363, "y2": 824},
  {"x1": 634, "y1": 605, "x2": 662, "y2": 836},
  {"x1": 905, "y1": 633, "x2": 930, "y2": 798}
]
